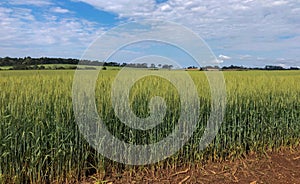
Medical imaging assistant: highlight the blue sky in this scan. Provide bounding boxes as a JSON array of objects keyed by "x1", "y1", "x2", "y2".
[{"x1": 0, "y1": 0, "x2": 299, "y2": 67}]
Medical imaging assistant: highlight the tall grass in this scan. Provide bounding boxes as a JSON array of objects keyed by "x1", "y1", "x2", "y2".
[{"x1": 0, "y1": 70, "x2": 300, "y2": 183}]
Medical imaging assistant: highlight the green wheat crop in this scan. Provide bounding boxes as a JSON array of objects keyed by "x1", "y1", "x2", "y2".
[{"x1": 0, "y1": 70, "x2": 300, "y2": 183}]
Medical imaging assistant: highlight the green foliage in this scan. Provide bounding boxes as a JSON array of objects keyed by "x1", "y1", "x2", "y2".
[{"x1": 0, "y1": 70, "x2": 300, "y2": 183}]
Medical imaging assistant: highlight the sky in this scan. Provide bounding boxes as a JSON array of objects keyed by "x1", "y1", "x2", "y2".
[{"x1": 0, "y1": 0, "x2": 299, "y2": 67}]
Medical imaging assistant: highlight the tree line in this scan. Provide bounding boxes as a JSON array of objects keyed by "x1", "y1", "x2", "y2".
[
  {"x1": 0, "y1": 57, "x2": 174, "y2": 70},
  {"x1": 0, "y1": 57, "x2": 299, "y2": 71},
  {"x1": 190, "y1": 65, "x2": 299, "y2": 71},
  {"x1": 0, "y1": 57, "x2": 113, "y2": 67}
]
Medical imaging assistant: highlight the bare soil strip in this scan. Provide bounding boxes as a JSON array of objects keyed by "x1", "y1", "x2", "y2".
[{"x1": 84, "y1": 147, "x2": 300, "y2": 184}]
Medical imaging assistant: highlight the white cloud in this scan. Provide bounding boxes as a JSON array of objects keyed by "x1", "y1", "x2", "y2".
[
  {"x1": 215, "y1": 59, "x2": 224, "y2": 64},
  {"x1": 268, "y1": 0, "x2": 289, "y2": 6},
  {"x1": 51, "y1": 7, "x2": 70, "y2": 14},
  {"x1": 278, "y1": 63, "x2": 287, "y2": 68},
  {"x1": 160, "y1": 4, "x2": 172, "y2": 12},
  {"x1": 1, "y1": 0, "x2": 300, "y2": 66},
  {"x1": 257, "y1": 57, "x2": 265, "y2": 61},
  {"x1": 239, "y1": 54, "x2": 252, "y2": 59},
  {"x1": 7, "y1": 0, "x2": 53, "y2": 6},
  {"x1": 0, "y1": 6, "x2": 103, "y2": 58},
  {"x1": 231, "y1": 4, "x2": 250, "y2": 10},
  {"x1": 61, "y1": 0, "x2": 300, "y2": 66},
  {"x1": 72, "y1": 0, "x2": 155, "y2": 18},
  {"x1": 218, "y1": 54, "x2": 231, "y2": 60}
]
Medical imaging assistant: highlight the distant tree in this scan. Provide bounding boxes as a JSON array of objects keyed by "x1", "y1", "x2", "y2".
[
  {"x1": 142, "y1": 63, "x2": 148, "y2": 68},
  {"x1": 162, "y1": 64, "x2": 169, "y2": 69},
  {"x1": 222, "y1": 65, "x2": 247, "y2": 70},
  {"x1": 150, "y1": 63, "x2": 156, "y2": 68},
  {"x1": 161, "y1": 64, "x2": 173, "y2": 69},
  {"x1": 290, "y1": 67, "x2": 299, "y2": 70},
  {"x1": 187, "y1": 66, "x2": 198, "y2": 69},
  {"x1": 265, "y1": 65, "x2": 284, "y2": 70}
]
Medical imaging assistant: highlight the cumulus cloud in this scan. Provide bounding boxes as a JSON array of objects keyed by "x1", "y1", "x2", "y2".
[
  {"x1": 214, "y1": 54, "x2": 231, "y2": 64},
  {"x1": 7, "y1": 0, "x2": 53, "y2": 6},
  {"x1": 51, "y1": 7, "x2": 70, "y2": 14},
  {"x1": 1, "y1": 0, "x2": 300, "y2": 66},
  {"x1": 73, "y1": 0, "x2": 300, "y2": 66},
  {"x1": 71, "y1": 0, "x2": 155, "y2": 18},
  {"x1": 278, "y1": 63, "x2": 287, "y2": 68},
  {"x1": 218, "y1": 54, "x2": 231, "y2": 60},
  {"x1": 239, "y1": 54, "x2": 252, "y2": 59},
  {"x1": 267, "y1": 0, "x2": 289, "y2": 6},
  {"x1": 0, "y1": 6, "x2": 103, "y2": 58},
  {"x1": 215, "y1": 59, "x2": 224, "y2": 64}
]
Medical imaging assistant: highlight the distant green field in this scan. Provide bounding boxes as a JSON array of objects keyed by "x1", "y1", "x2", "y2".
[{"x1": 0, "y1": 70, "x2": 300, "y2": 183}]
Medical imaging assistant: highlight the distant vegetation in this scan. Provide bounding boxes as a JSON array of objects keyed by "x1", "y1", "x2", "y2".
[
  {"x1": 0, "y1": 56, "x2": 119, "y2": 70},
  {"x1": 0, "y1": 56, "x2": 299, "y2": 70},
  {"x1": 222, "y1": 65, "x2": 299, "y2": 71},
  {"x1": 197, "y1": 65, "x2": 299, "y2": 71}
]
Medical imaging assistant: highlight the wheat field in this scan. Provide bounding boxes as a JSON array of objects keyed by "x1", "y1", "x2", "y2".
[{"x1": 0, "y1": 70, "x2": 300, "y2": 183}]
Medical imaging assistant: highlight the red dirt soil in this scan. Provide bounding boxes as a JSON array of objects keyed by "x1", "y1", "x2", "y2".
[{"x1": 85, "y1": 147, "x2": 300, "y2": 184}]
